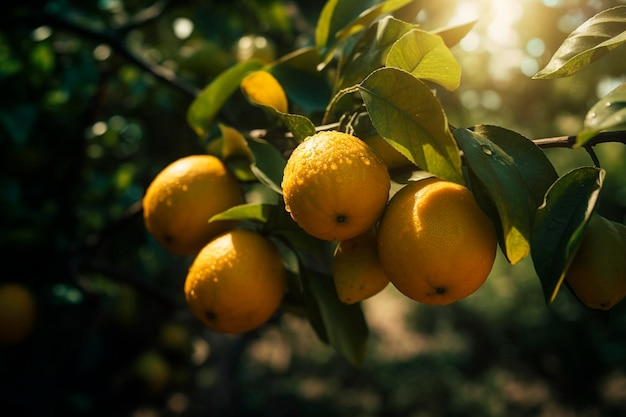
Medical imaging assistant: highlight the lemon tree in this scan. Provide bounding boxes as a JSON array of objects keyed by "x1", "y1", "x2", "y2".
[{"x1": 174, "y1": 0, "x2": 626, "y2": 365}]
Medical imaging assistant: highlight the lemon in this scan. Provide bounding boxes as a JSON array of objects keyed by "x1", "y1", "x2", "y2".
[
  {"x1": 377, "y1": 177, "x2": 497, "y2": 305},
  {"x1": 184, "y1": 229, "x2": 286, "y2": 333},
  {"x1": 282, "y1": 131, "x2": 391, "y2": 241},
  {"x1": 333, "y1": 228, "x2": 389, "y2": 304},
  {"x1": 565, "y1": 213, "x2": 626, "y2": 310},
  {"x1": 143, "y1": 155, "x2": 243, "y2": 256},
  {"x1": 0, "y1": 282, "x2": 36, "y2": 345}
]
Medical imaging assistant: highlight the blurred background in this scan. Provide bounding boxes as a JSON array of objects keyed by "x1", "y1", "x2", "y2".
[{"x1": 1, "y1": 0, "x2": 626, "y2": 416}]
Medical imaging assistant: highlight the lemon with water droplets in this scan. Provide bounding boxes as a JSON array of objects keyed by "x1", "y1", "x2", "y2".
[
  {"x1": 282, "y1": 131, "x2": 391, "y2": 241},
  {"x1": 143, "y1": 155, "x2": 243, "y2": 256}
]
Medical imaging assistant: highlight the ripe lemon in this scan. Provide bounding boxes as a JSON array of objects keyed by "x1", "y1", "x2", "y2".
[
  {"x1": 282, "y1": 131, "x2": 391, "y2": 241},
  {"x1": 143, "y1": 155, "x2": 243, "y2": 256},
  {"x1": 377, "y1": 177, "x2": 497, "y2": 305},
  {"x1": 184, "y1": 229, "x2": 286, "y2": 334},
  {"x1": 565, "y1": 213, "x2": 626, "y2": 310},
  {"x1": 0, "y1": 282, "x2": 36, "y2": 345},
  {"x1": 333, "y1": 228, "x2": 389, "y2": 304}
]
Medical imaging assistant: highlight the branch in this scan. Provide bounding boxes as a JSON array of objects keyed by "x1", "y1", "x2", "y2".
[
  {"x1": 532, "y1": 130, "x2": 626, "y2": 148},
  {"x1": 42, "y1": 5, "x2": 200, "y2": 99}
]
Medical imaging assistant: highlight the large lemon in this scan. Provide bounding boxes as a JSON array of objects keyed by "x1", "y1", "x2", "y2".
[
  {"x1": 282, "y1": 131, "x2": 391, "y2": 241},
  {"x1": 377, "y1": 177, "x2": 497, "y2": 305},
  {"x1": 143, "y1": 155, "x2": 243, "y2": 256},
  {"x1": 184, "y1": 229, "x2": 286, "y2": 334}
]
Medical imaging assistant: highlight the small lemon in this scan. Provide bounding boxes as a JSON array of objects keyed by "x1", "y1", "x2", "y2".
[
  {"x1": 333, "y1": 228, "x2": 389, "y2": 304},
  {"x1": 0, "y1": 282, "x2": 36, "y2": 345},
  {"x1": 565, "y1": 213, "x2": 626, "y2": 310}
]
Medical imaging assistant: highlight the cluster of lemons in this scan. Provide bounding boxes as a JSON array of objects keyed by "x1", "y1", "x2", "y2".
[
  {"x1": 282, "y1": 131, "x2": 498, "y2": 307},
  {"x1": 143, "y1": 130, "x2": 501, "y2": 335}
]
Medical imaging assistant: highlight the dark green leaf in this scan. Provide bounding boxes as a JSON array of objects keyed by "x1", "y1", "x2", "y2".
[
  {"x1": 359, "y1": 67, "x2": 463, "y2": 183},
  {"x1": 472, "y1": 125, "x2": 558, "y2": 207},
  {"x1": 386, "y1": 28, "x2": 461, "y2": 90},
  {"x1": 533, "y1": 6, "x2": 626, "y2": 79},
  {"x1": 454, "y1": 127, "x2": 539, "y2": 264},
  {"x1": 245, "y1": 136, "x2": 287, "y2": 194},
  {"x1": 301, "y1": 268, "x2": 369, "y2": 366},
  {"x1": 531, "y1": 167, "x2": 605, "y2": 304},
  {"x1": 187, "y1": 61, "x2": 263, "y2": 137},
  {"x1": 577, "y1": 82, "x2": 626, "y2": 146}
]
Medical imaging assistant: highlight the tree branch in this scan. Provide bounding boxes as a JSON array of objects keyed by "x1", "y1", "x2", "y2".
[
  {"x1": 532, "y1": 130, "x2": 626, "y2": 148},
  {"x1": 42, "y1": 5, "x2": 200, "y2": 99}
]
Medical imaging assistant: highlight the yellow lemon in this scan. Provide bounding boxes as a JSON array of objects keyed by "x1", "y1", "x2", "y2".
[
  {"x1": 333, "y1": 228, "x2": 389, "y2": 304},
  {"x1": 282, "y1": 131, "x2": 390, "y2": 241},
  {"x1": 377, "y1": 177, "x2": 497, "y2": 305},
  {"x1": 184, "y1": 229, "x2": 286, "y2": 333},
  {"x1": 143, "y1": 155, "x2": 243, "y2": 256}
]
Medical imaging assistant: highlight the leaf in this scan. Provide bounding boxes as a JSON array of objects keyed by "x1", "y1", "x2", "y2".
[
  {"x1": 454, "y1": 127, "x2": 540, "y2": 264},
  {"x1": 269, "y1": 47, "x2": 332, "y2": 114},
  {"x1": 301, "y1": 268, "x2": 369, "y2": 366},
  {"x1": 530, "y1": 167, "x2": 605, "y2": 304},
  {"x1": 241, "y1": 70, "x2": 289, "y2": 113},
  {"x1": 336, "y1": 16, "x2": 415, "y2": 92},
  {"x1": 187, "y1": 61, "x2": 263, "y2": 137},
  {"x1": 386, "y1": 28, "x2": 461, "y2": 91},
  {"x1": 431, "y1": 20, "x2": 478, "y2": 47},
  {"x1": 316, "y1": 0, "x2": 413, "y2": 67},
  {"x1": 334, "y1": 0, "x2": 414, "y2": 47},
  {"x1": 209, "y1": 203, "x2": 273, "y2": 223},
  {"x1": 245, "y1": 135, "x2": 287, "y2": 195},
  {"x1": 533, "y1": 6, "x2": 626, "y2": 79},
  {"x1": 577, "y1": 82, "x2": 626, "y2": 146},
  {"x1": 472, "y1": 125, "x2": 558, "y2": 207},
  {"x1": 359, "y1": 67, "x2": 463, "y2": 184}
]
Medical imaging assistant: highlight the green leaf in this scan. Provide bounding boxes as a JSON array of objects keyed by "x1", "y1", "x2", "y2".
[
  {"x1": 359, "y1": 67, "x2": 463, "y2": 183},
  {"x1": 187, "y1": 61, "x2": 263, "y2": 137},
  {"x1": 530, "y1": 167, "x2": 605, "y2": 304},
  {"x1": 431, "y1": 20, "x2": 478, "y2": 47},
  {"x1": 209, "y1": 203, "x2": 273, "y2": 223},
  {"x1": 334, "y1": 0, "x2": 414, "y2": 47},
  {"x1": 472, "y1": 125, "x2": 558, "y2": 207},
  {"x1": 533, "y1": 6, "x2": 626, "y2": 79},
  {"x1": 301, "y1": 268, "x2": 369, "y2": 366},
  {"x1": 245, "y1": 135, "x2": 287, "y2": 195},
  {"x1": 316, "y1": 0, "x2": 412, "y2": 66},
  {"x1": 386, "y1": 28, "x2": 461, "y2": 91},
  {"x1": 454, "y1": 127, "x2": 539, "y2": 265},
  {"x1": 336, "y1": 16, "x2": 415, "y2": 92},
  {"x1": 577, "y1": 82, "x2": 626, "y2": 146}
]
